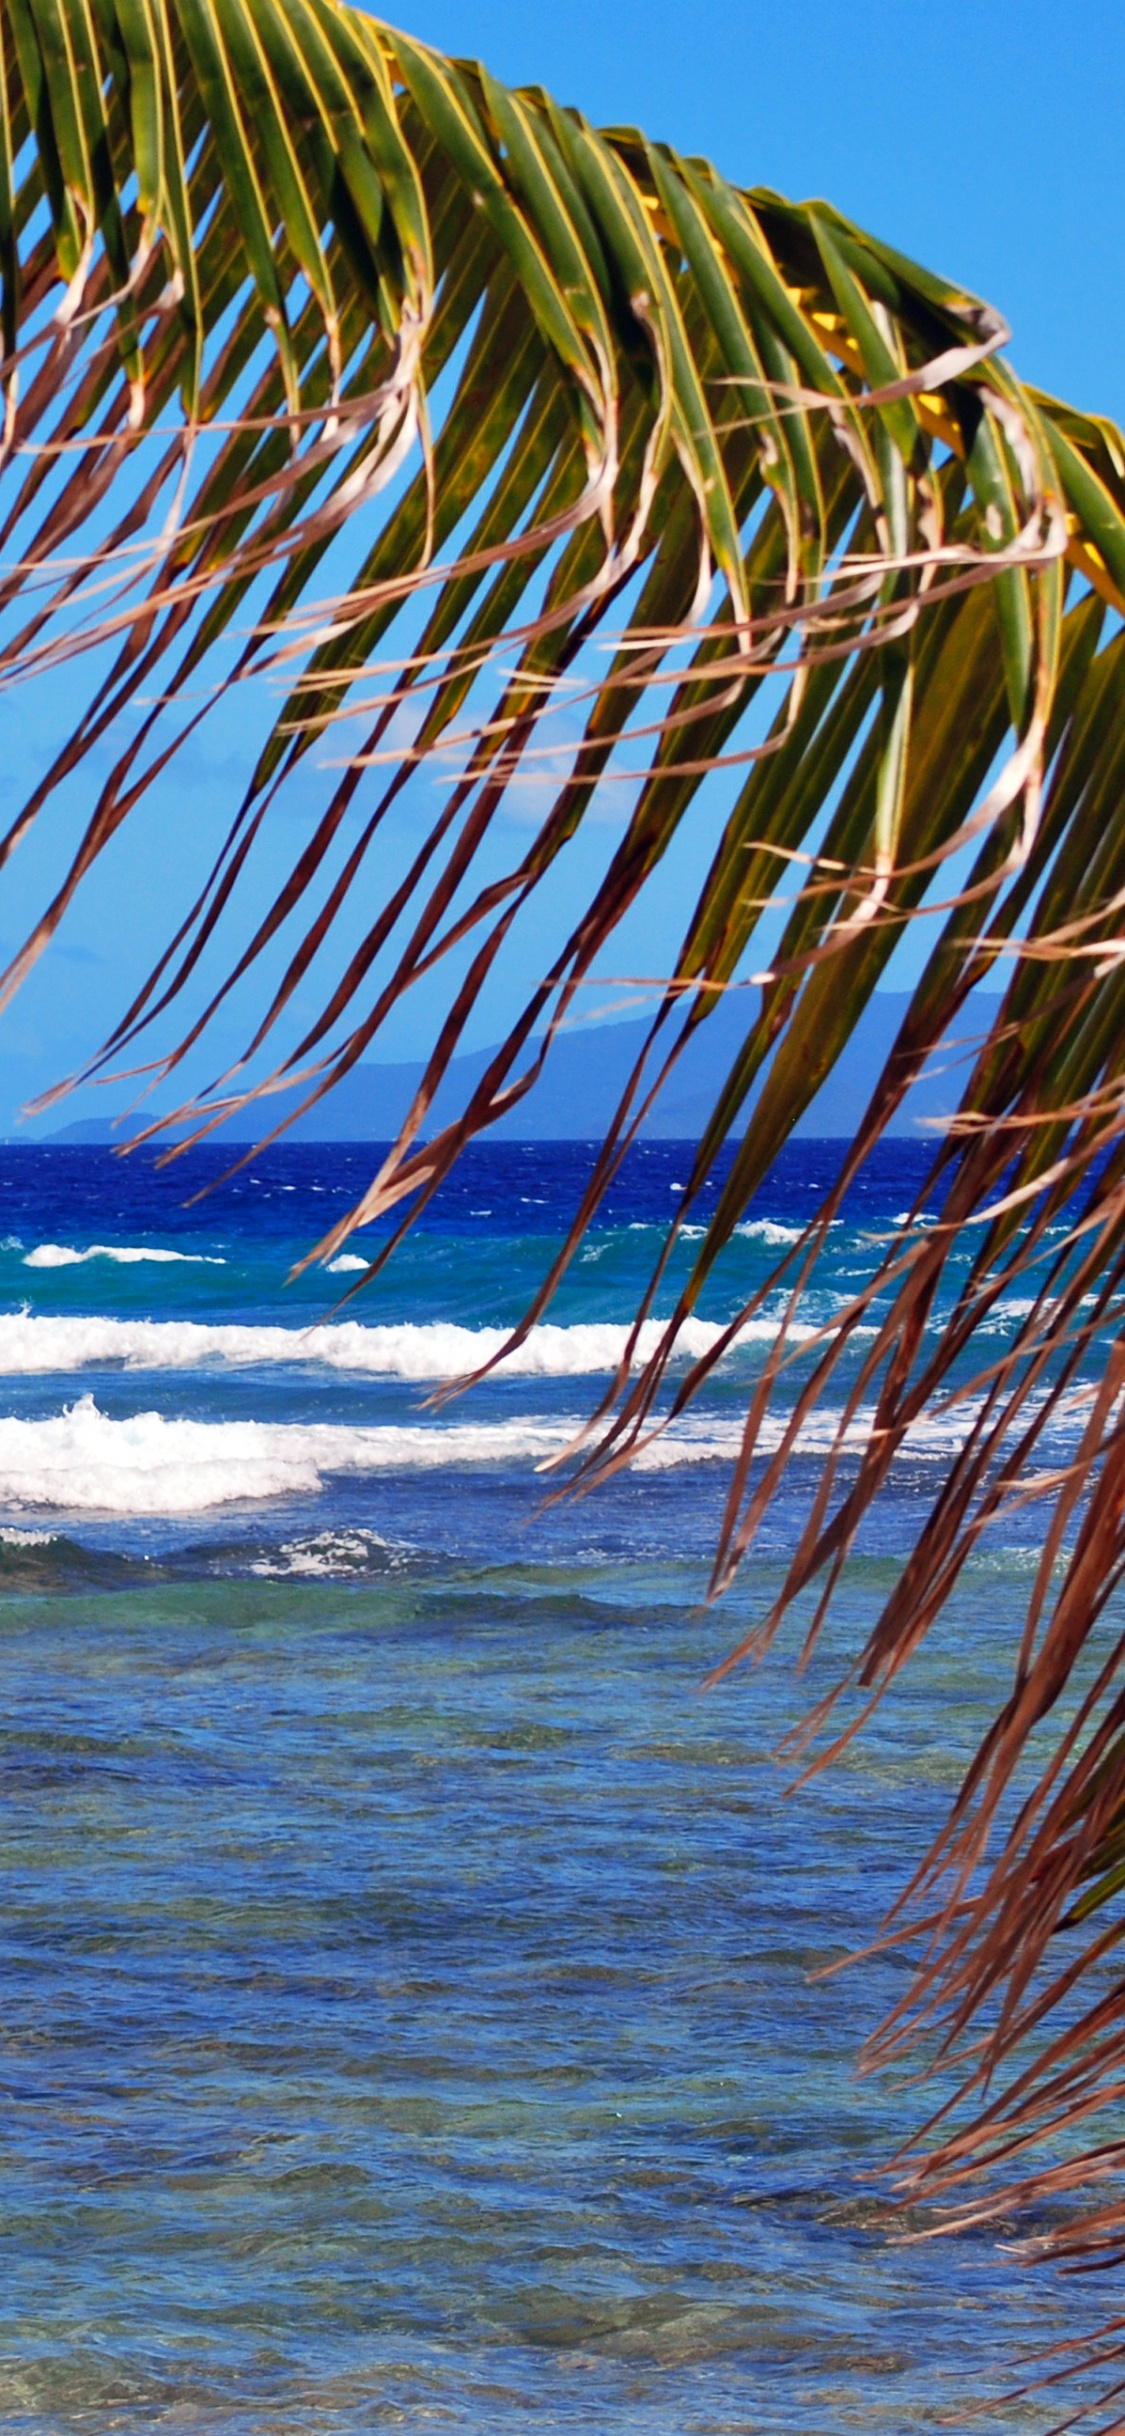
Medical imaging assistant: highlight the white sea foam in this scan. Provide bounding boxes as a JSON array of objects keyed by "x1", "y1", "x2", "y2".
[
  {"x1": 24, "y1": 1243, "x2": 225, "y2": 1269},
  {"x1": 0, "y1": 1391, "x2": 1029, "y2": 1517},
  {"x1": 0, "y1": 1309, "x2": 821, "y2": 1380},
  {"x1": 0, "y1": 1397, "x2": 576, "y2": 1513},
  {"x1": 734, "y1": 1219, "x2": 804, "y2": 1247},
  {"x1": 249, "y1": 1528, "x2": 398, "y2": 1579},
  {"x1": 326, "y1": 1255, "x2": 369, "y2": 1274}
]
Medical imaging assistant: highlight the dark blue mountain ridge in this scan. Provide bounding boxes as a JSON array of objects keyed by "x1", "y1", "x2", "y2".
[{"x1": 45, "y1": 987, "x2": 999, "y2": 1145}]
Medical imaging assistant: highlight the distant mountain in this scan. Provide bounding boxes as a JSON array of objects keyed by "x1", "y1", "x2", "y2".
[{"x1": 45, "y1": 990, "x2": 997, "y2": 1146}]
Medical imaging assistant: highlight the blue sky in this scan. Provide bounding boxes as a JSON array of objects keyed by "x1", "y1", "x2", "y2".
[
  {"x1": 393, "y1": 0, "x2": 1125, "y2": 422},
  {"x1": 4, "y1": 1, "x2": 1123, "y2": 1132}
]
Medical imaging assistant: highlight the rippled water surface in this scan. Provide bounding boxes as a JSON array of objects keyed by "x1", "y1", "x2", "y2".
[{"x1": 0, "y1": 1142, "x2": 1108, "y2": 2430}]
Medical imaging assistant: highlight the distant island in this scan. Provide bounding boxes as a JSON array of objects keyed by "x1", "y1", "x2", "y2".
[{"x1": 41, "y1": 990, "x2": 986, "y2": 1145}]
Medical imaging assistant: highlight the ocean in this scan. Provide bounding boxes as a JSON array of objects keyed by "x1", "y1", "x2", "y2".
[{"x1": 0, "y1": 1138, "x2": 1108, "y2": 2432}]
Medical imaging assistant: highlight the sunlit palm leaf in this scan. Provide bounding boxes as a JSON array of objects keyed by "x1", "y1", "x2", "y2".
[{"x1": 8, "y1": 0, "x2": 1125, "y2": 2340}]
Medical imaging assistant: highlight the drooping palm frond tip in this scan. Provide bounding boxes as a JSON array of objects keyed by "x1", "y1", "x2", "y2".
[{"x1": 8, "y1": 0, "x2": 1125, "y2": 2349}]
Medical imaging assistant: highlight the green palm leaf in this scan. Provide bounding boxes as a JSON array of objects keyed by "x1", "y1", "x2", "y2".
[{"x1": 8, "y1": 0, "x2": 1125, "y2": 2330}]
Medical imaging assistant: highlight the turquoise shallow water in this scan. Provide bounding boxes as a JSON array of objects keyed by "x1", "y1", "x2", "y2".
[
  {"x1": 0, "y1": 1143, "x2": 1113, "y2": 2429},
  {"x1": 3, "y1": 1559, "x2": 1101, "y2": 2435}
]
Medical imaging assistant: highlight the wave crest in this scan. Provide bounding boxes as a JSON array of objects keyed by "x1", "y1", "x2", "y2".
[
  {"x1": 23, "y1": 1243, "x2": 224, "y2": 1269},
  {"x1": 0, "y1": 1309, "x2": 819, "y2": 1381},
  {"x1": 0, "y1": 1393, "x2": 998, "y2": 1517}
]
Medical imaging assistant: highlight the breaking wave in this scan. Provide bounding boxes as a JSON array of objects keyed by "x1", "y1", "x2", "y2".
[
  {"x1": 23, "y1": 1243, "x2": 225, "y2": 1269},
  {"x1": 0, "y1": 1398, "x2": 574, "y2": 1512},
  {"x1": 0, "y1": 1308, "x2": 821, "y2": 1380},
  {"x1": 0, "y1": 1392, "x2": 1020, "y2": 1517}
]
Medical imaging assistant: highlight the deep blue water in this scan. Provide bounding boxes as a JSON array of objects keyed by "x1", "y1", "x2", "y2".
[{"x1": 0, "y1": 1140, "x2": 1109, "y2": 2431}]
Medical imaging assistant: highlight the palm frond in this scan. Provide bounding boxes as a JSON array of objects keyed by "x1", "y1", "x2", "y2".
[{"x1": 8, "y1": 0, "x2": 1125, "y2": 2311}]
